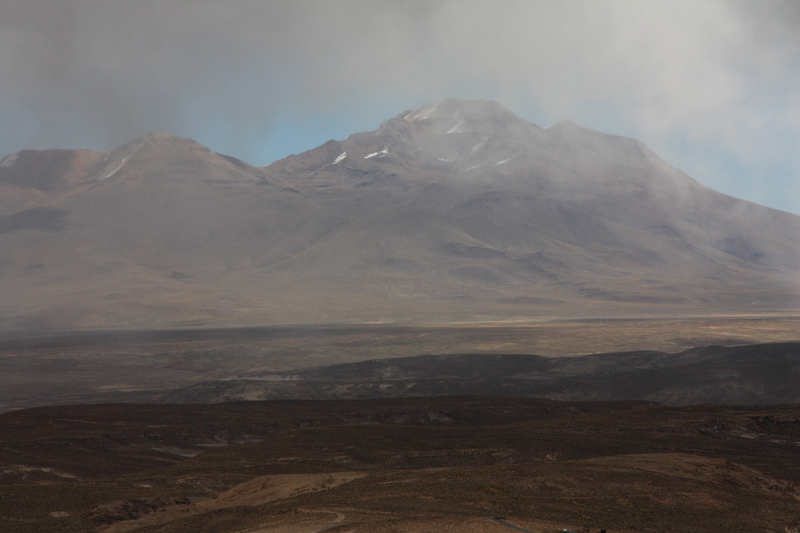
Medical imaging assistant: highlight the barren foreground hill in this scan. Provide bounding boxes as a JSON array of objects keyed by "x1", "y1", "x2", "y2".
[
  {"x1": 1, "y1": 397, "x2": 799, "y2": 532},
  {"x1": 1, "y1": 99, "x2": 799, "y2": 329}
]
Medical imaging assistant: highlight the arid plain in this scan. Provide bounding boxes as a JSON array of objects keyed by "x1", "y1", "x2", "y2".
[{"x1": 1, "y1": 317, "x2": 799, "y2": 412}]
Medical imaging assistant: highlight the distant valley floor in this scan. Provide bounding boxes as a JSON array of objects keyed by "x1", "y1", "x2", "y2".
[{"x1": 1, "y1": 316, "x2": 799, "y2": 411}]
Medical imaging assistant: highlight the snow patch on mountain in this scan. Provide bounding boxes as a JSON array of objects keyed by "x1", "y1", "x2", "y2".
[
  {"x1": 333, "y1": 152, "x2": 347, "y2": 164},
  {"x1": 365, "y1": 148, "x2": 389, "y2": 159},
  {"x1": 96, "y1": 136, "x2": 148, "y2": 182},
  {"x1": 100, "y1": 161, "x2": 127, "y2": 181},
  {"x1": 0, "y1": 153, "x2": 19, "y2": 168},
  {"x1": 404, "y1": 103, "x2": 439, "y2": 122},
  {"x1": 446, "y1": 122, "x2": 466, "y2": 134},
  {"x1": 469, "y1": 137, "x2": 489, "y2": 155}
]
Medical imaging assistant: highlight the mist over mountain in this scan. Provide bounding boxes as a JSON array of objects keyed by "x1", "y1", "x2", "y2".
[{"x1": 1, "y1": 99, "x2": 798, "y2": 329}]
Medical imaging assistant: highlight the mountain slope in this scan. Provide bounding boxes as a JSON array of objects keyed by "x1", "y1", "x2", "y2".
[{"x1": 1, "y1": 99, "x2": 798, "y2": 329}]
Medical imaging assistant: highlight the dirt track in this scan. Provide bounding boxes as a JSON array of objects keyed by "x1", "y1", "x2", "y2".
[{"x1": 99, "y1": 473, "x2": 365, "y2": 533}]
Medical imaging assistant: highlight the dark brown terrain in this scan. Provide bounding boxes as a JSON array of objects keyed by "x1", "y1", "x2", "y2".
[
  {"x1": 159, "y1": 341, "x2": 800, "y2": 407},
  {"x1": 2, "y1": 99, "x2": 799, "y2": 329},
  {"x1": 1, "y1": 397, "x2": 799, "y2": 532}
]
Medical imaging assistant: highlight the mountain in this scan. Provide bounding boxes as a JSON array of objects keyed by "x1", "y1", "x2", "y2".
[{"x1": 1, "y1": 99, "x2": 799, "y2": 329}]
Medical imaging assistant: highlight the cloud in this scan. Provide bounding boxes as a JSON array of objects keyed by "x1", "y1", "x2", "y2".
[{"x1": 0, "y1": 0, "x2": 798, "y2": 212}]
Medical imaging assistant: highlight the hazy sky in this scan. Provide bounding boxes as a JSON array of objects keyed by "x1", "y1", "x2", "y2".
[{"x1": 2, "y1": 0, "x2": 799, "y2": 214}]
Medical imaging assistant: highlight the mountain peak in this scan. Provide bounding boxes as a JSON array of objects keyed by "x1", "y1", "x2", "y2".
[
  {"x1": 277, "y1": 99, "x2": 650, "y2": 182},
  {"x1": 402, "y1": 98, "x2": 514, "y2": 121},
  {"x1": 547, "y1": 119, "x2": 580, "y2": 131},
  {"x1": 396, "y1": 98, "x2": 532, "y2": 136}
]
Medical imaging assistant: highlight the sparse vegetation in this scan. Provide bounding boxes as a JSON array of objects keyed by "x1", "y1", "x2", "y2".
[{"x1": 1, "y1": 397, "x2": 799, "y2": 531}]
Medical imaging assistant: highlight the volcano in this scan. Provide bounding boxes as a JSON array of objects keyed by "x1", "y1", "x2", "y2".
[{"x1": 1, "y1": 99, "x2": 798, "y2": 329}]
